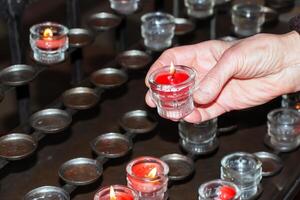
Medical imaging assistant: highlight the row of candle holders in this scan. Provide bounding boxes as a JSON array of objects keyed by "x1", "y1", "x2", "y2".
[{"x1": 0, "y1": 63, "x2": 130, "y2": 170}]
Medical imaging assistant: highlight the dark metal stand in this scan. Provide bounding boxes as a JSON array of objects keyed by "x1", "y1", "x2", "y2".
[
  {"x1": 4, "y1": 0, "x2": 30, "y2": 131},
  {"x1": 154, "y1": 0, "x2": 165, "y2": 11},
  {"x1": 115, "y1": 16, "x2": 127, "y2": 52},
  {"x1": 66, "y1": 0, "x2": 83, "y2": 84}
]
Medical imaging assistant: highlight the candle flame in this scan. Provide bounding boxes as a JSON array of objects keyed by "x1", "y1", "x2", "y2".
[
  {"x1": 169, "y1": 62, "x2": 176, "y2": 75},
  {"x1": 110, "y1": 186, "x2": 117, "y2": 200},
  {"x1": 146, "y1": 167, "x2": 157, "y2": 179},
  {"x1": 43, "y1": 28, "x2": 53, "y2": 38}
]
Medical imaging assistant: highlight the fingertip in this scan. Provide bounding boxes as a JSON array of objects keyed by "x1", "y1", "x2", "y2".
[
  {"x1": 145, "y1": 90, "x2": 156, "y2": 108},
  {"x1": 193, "y1": 89, "x2": 214, "y2": 105},
  {"x1": 183, "y1": 109, "x2": 202, "y2": 123}
]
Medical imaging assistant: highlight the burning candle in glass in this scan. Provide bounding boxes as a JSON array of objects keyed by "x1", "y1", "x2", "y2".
[
  {"x1": 126, "y1": 156, "x2": 169, "y2": 200},
  {"x1": 148, "y1": 63, "x2": 196, "y2": 121},
  {"x1": 30, "y1": 22, "x2": 69, "y2": 64},
  {"x1": 198, "y1": 179, "x2": 241, "y2": 200},
  {"x1": 94, "y1": 185, "x2": 138, "y2": 200}
]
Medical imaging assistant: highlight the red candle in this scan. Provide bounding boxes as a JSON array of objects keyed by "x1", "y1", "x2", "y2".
[
  {"x1": 155, "y1": 63, "x2": 189, "y2": 85},
  {"x1": 219, "y1": 185, "x2": 237, "y2": 200},
  {"x1": 36, "y1": 28, "x2": 66, "y2": 50},
  {"x1": 94, "y1": 185, "x2": 137, "y2": 200},
  {"x1": 126, "y1": 156, "x2": 169, "y2": 200}
]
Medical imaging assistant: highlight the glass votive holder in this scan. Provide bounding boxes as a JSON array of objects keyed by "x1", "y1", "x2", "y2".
[
  {"x1": 231, "y1": 3, "x2": 266, "y2": 37},
  {"x1": 198, "y1": 179, "x2": 241, "y2": 200},
  {"x1": 109, "y1": 0, "x2": 140, "y2": 15},
  {"x1": 141, "y1": 12, "x2": 175, "y2": 51},
  {"x1": 221, "y1": 152, "x2": 262, "y2": 200},
  {"x1": 178, "y1": 118, "x2": 219, "y2": 155},
  {"x1": 148, "y1": 65, "x2": 196, "y2": 121},
  {"x1": 30, "y1": 22, "x2": 69, "y2": 64},
  {"x1": 281, "y1": 92, "x2": 300, "y2": 110},
  {"x1": 267, "y1": 108, "x2": 300, "y2": 151},
  {"x1": 94, "y1": 185, "x2": 138, "y2": 200},
  {"x1": 184, "y1": 0, "x2": 215, "y2": 18},
  {"x1": 126, "y1": 156, "x2": 169, "y2": 200}
]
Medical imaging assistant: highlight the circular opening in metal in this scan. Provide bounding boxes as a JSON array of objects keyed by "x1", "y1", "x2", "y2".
[
  {"x1": 24, "y1": 186, "x2": 70, "y2": 200},
  {"x1": 160, "y1": 153, "x2": 194, "y2": 181},
  {"x1": 253, "y1": 151, "x2": 283, "y2": 177},
  {"x1": 62, "y1": 87, "x2": 99, "y2": 110},
  {"x1": 91, "y1": 132, "x2": 132, "y2": 158},
  {"x1": 119, "y1": 110, "x2": 157, "y2": 134},
  {"x1": 88, "y1": 12, "x2": 122, "y2": 31},
  {"x1": 116, "y1": 50, "x2": 151, "y2": 70},
  {"x1": 59, "y1": 157, "x2": 102, "y2": 186},
  {"x1": 0, "y1": 65, "x2": 36, "y2": 86},
  {"x1": 90, "y1": 68, "x2": 128, "y2": 89},
  {"x1": 68, "y1": 28, "x2": 94, "y2": 48},
  {"x1": 174, "y1": 18, "x2": 195, "y2": 36},
  {"x1": 30, "y1": 108, "x2": 72, "y2": 133},
  {"x1": 0, "y1": 133, "x2": 37, "y2": 160}
]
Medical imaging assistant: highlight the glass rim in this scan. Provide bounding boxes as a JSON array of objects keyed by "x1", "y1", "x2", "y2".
[
  {"x1": 93, "y1": 185, "x2": 138, "y2": 200},
  {"x1": 267, "y1": 108, "x2": 300, "y2": 125},
  {"x1": 126, "y1": 156, "x2": 169, "y2": 182},
  {"x1": 30, "y1": 22, "x2": 69, "y2": 36},
  {"x1": 198, "y1": 179, "x2": 241, "y2": 200},
  {"x1": 232, "y1": 3, "x2": 265, "y2": 13},
  {"x1": 141, "y1": 12, "x2": 175, "y2": 23},
  {"x1": 221, "y1": 152, "x2": 262, "y2": 173},
  {"x1": 148, "y1": 65, "x2": 196, "y2": 89}
]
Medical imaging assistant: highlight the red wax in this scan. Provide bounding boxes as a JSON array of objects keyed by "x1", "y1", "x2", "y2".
[
  {"x1": 36, "y1": 37, "x2": 66, "y2": 50},
  {"x1": 98, "y1": 193, "x2": 134, "y2": 200},
  {"x1": 219, "y1": 185, "x2": 236, "y2": 200},
  {"x1": 155, "y1": 72, "x2": 189, "y2": 85},
  {"x1": 128, "y1": 162, "x2": 164, "y2": 193}
]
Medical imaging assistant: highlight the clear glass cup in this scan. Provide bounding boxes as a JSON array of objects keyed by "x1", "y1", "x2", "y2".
[
  {"x1": 148, "y1": 65, "x2": 196, "y2": 121},
  {"x1": 221, "y1": 152, "x2": 262, "y2": 200},
  {"x1": 126, "y1": 156, "x2": 169, "y2": 200},
  {"x1": 179, "y1": 118, "x2": 218, "y2": 155},
  {"x1": 109, "y1": 0, "x2": 140, "y2": 15},
  {"x1": 231, "y1": 3, "x2": 266, "y2": 36},
  {"x1": 267, "y1": 108, "x2": 300, "y2": 151},
  {"x1": 30, "y1": 22, "x2": 69, "y2": 64},
  {"x1": 198, "y1": 179, "x2": 241, "y2": 200},
  {"x1": 281, "y1": 92, "x2": 300, "y2": 110},
  {"x1": 94, "y1": 185, "x2": 139, "y2": 200},
  {"x1": 184, "y1": 0, "x2": 215, "y2": 18},
  {"x1": 141, "y1": 12, "x2": 175, "y2": 51}
]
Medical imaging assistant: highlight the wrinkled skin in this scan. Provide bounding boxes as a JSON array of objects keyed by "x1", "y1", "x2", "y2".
[{"x1": 145, "y1": 31, "x2": 300, "y2": 123}]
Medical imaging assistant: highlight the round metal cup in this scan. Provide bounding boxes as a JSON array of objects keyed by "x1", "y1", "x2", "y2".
[
  {"x1": 88, "y1": 12, "x2": 122, "y2": 31},
  {"x1": 253, "y1": 151, "x2": 283, "y2": 177},
  {"x1": 116, "y1": 50, "x2": 151, "y2": 70},
  {"x1": 90, "y1": 68, "x2": 128, "y2": 89},
  {"x1": 0, "y1": 64, "x2": 36, "y2": 86},
  {"x1": 174, "y1": 18, "x2": 195, "y2": 36},
  {"x1": 30, "y1": 108, "x2": 72, "y2": 133},
  {"x1": 62, "y1": 87, "x2": 99, "y2": 110},
  {"x1": 0, "y1": 133, "x2": 37, "y2": 160},
  {"x1": 24, "y1": 186, "x2": 70, "y2": 200},
  {"x1": 91, "y1": 132, "x2": 132, "y2": 158},
  {"x1": 119, "y1": 110, "x2": 157, "y2": 134},
  {"x1": 160, "y1": 153, "x2": 194, "y2": 181},
  {"x1": 68, "y1": 28, "x2": 94, "y2": 48},
  {"x1": 59, "y1": 157, "x2": 103, "y2": 186}
]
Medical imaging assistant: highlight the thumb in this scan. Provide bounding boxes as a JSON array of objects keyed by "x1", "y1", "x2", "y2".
[{"x1": 193, "y1": 51, "x2": 238, "y2": 104}]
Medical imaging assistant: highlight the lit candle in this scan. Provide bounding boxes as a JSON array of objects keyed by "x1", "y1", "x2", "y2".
[
  {"x1": 148, "y1": 64, "x2": 196, "y2": 120},
  {"x1": 30, "y1": 22, "x2": 69, "y2": 64},
  {"x1": 154, "y1": 62, "x2": 189, "y2": 85},
  {"x1": 94, "y1": 185, "x2": 138, "y2": 200},
  {"x1": 126, "y1": 156, "x2": 169, "y2": 200},
  {"x1": 36, "y1": 28, "x2": 66, "y2": 50}
]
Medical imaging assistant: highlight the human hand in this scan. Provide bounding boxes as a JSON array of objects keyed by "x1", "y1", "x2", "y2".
[{"x1": 145, "y1": 31, "x2": 300, "y2": 123}]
